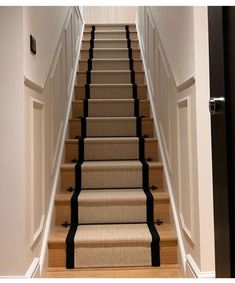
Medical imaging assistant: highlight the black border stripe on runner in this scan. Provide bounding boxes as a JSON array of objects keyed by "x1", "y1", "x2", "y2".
[
  {"x1": 66, "y1": 26, "x2": 95, "y2": 268},
  {"x1": 66, "y1": 224, "x2": 78, "y2": 268},
  {"x1": 148, "y1": 223, "x2": 160, "y2": 266}
]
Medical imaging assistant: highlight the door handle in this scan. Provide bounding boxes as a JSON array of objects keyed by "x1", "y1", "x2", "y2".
[{"x1": 209, "y1": 97, "x2": 225, "y2": 115}]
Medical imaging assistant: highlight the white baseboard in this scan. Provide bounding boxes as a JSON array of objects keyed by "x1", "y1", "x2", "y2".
[
  {"x1": 186, "y1": 254, "x2": 215, "y2": 278},
  {"x1": 135, "y1": 19, "x2": 186, "y2": 276},
  {"x1": 0, "y1": 258, "x2": 40, "y2": 278},
  {"x1": 38, "y1": 21, "x2": 85, "y2": 276}
]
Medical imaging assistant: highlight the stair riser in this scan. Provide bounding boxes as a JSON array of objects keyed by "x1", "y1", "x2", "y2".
[
  {"x1": 55, "y1": 198, "x2": 169, "y2": 225},
  {"x1": 80, "y1": 49, "x2": 141, "y2": 60},
  {"x1": 48, "y1": 241, "x2": 177, "y2": 268},
  {"x1": 72, "y1": 100, "x2": 149, "y2": 118},
  {"x1": 82, "y1": 40, "x2": 139, "y2": 49},
  {"x1": 65, "y1": 139, "x2": 158, "y2": 162},
  {"x1": 60, "y1": 165, "x2": 163, "y2": 192},
  {"x1": 83, "y1": 31, "x2": 137, "y2": 40},
  {"x1": 75, "y1": 85, "x2": 147, "y2": 100},
  {"x1": 69, "y1": 118, "x2": 153, "y2": 139},
  {"x1": 79, "y1": 59, "x2": 142, "y2": 71},
  {"x1": 84, "y1": 25, "x2": 136, "y2": 32},
  {"x1": 77, "y1": 72, "x2": 145, "y2": 84}
]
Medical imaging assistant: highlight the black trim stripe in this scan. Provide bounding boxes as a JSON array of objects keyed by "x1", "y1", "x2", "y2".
[
  {"x1": 66, "y1": 224, "x2": 78, "y2": 268},
  {"x1": 129, "y1": 58, "x2": 133, "y2": 71},
  {"x1": 83, "y1": 99, "x2": 88, "y2": 117},
  {"x1": 132, "y1": 83, "x2": 137, "y2": 99},
  {"x1": 89, "y1": 48, "x2": 93, "y2": 59},
  {"x1": 78, "y1": 137, "x2": 84, "y2": 162},
  {"x1": 75, "y1": 161, "x2": 83, "y2": 191},
  {"x1": 125, "y1": 25, "x2": 130, "y2": 39},
  {"x1": 81, "y1": 117, "x2": 86, "y2": 138},
  {"x1": 88, "y1": 58, "x2": 92, "y2": 71},
  {"x1": 139, "y1": 136, "x2": 145, "y2": 162},
  {"x1": 134, "y1": 98, "x2": 139, "y2": 117},
  {"x1": 128, "y1": 48, "x2": 133, "y2": 59},
  {"x1": 71, "y1": 188, "x2": 81, "y2": 224},
  {"x1": 86, "y1": 70, "x2": 91, "y2": 84},
  {"x1": 85, "y1": 84, "x2": 90, "y2": 100},
  {"x1": 90, "y1": 38, "x2": 94, "y2": 49},
  {"x1": 131, "y1": 70, "x2": 135, "y2": 84},
  {"x1": 127, "y1": 38, "x2": 131, "y2": 49},
  {"x1": 148, "y1": 223, "x2": 160, "y2": 266},
  {"x1": 136, "y1": 116, "x2": 142, "y2": 138}
]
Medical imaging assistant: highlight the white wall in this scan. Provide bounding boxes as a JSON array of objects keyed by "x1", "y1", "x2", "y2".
[
  {"x1": 0, "y1": 7, "x2": 26, "y2": 276},
  {"x1": 0, "y1": 6, "x2": 84, "y2": 277},
  {"x1": 136, "y1": 6, "x2": 215, "y2": 277},
  {"x1": 83, "y1": 6, "x2": 137, "y2": 24},
  {"x1": 150, "y1": 7, "x2": 195, "y2": 85},
  {"x1": 23, "y1": 7, "x2": 69, "y2": 88}
]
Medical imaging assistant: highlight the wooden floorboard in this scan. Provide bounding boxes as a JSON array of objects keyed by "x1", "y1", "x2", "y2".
[{"x1": 46, "y1": 265, "x2": 182, "y2": 278}]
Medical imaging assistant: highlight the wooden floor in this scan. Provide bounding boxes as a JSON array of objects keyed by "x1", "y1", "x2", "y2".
[{"x1": 47, "y1": 265, "x2": 182, "y2": 278}]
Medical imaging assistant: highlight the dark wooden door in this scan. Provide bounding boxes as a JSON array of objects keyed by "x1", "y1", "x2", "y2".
[{"x1": 208, "y1": 6, "x2": 235, "y2": 278}]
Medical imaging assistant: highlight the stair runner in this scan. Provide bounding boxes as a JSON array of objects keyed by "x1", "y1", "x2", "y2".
[{"x1": 64, "y1": 25, "x2": 161, "y2": 269}]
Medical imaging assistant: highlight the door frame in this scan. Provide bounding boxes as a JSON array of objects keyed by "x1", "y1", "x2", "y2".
[{"x1": 208, "y1": 6, "x2": 235, "y2": 278}]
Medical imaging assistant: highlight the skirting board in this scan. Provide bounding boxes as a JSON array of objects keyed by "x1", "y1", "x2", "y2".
[
  {"x1": 186, "y1": 254, "x2": 215, "y2": 278},
  {"x1": 0, "y1": 258, "x2": 39, "y2": 278},
  {"x1": 38, "y1": 20, "x2": 85, "y2": 276},
  {"x1": 135, "y1": 18, "x2": 186, "y2": 275}
]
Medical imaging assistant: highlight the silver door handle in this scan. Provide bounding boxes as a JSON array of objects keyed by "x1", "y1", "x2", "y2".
[{"x1": 209, "y1": 97, "x2": 225, "y2": 115}]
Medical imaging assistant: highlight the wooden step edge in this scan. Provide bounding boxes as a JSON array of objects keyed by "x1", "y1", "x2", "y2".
[
  {"x1": 75, "y1": 84, "x2": 147, "y2": 88},
  {"x1": 48, "y1": 223, "x2": 177, "y2": 248},
  {"x1": 65, "y1": 137, "x2": 158, "y2": 144},
  {"x1": 46, "y1": 266, "x2": 181, "y2": 278},
  {"x1": 47, "y1": 264, "x2": 180, "y2": 272},
  {"x1": 55, "y1": 191, "x2": 169, "y2": 204},
  {"x1": 83, "y1": 30, "x2": 137, "y2": 33},
  {"x1": 69, "y1": 117, "x2": 153, "y2": 122},
  {"x1": 82, "y1": 38, "x2": 138, "y2": 42},
  {"x1": 85, "y1": 23, "x2": 136, "y2": 27},
  {"x1": 77, "y1": 70, "x2": 145, "y2": 74},
  {"x1": 79, "y1": 58, "x2": 142, "y2": 62},
  {"x1": 72, "y1": 99, "x2": 150, "y2": 103},
  {"x1": 81, "y1": 47, "x2": 141, "y2": 51},
  {"x1": 60, "y1": 161, "x2": 163, "y2": 170}
]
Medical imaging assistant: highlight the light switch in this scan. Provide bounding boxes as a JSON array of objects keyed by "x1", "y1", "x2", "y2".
[{"x1": 30, "y1": 34, "x2": 36, "y2": 55}]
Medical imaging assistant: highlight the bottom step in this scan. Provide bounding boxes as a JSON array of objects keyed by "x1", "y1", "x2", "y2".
[
  {"x1": 48, "y1": 223, "x2": 177, "y2": 268},
  {"x1": 47, "y1": 265, "x2": 181, "y2": 278}
]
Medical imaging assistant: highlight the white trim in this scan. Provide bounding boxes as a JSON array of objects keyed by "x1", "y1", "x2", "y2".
[
  {"x1": 186, "y1": 254, "x2": 215, "y2": 278},
  {"x1": 38, "y1": 20, "x2": 85, "y2": 276},
  {"x1": 30, "y1": 98, "x2": 45, "y2": 248},
  {"x1": 25, "y1": 258, "x2": 40, "y2": 278},
  {"x1": 136, "y1": 19, "x2": 187, "y2": 275},
  {"x1": 0, "y1": 258, "x2": 40, "y2": 278},
  {"x1": 177, "y1": 96, "x2": 195, "y2": 245}
]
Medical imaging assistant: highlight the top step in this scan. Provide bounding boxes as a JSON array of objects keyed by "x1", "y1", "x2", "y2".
[{"x1": 85, "y1": 24, "x2": 136, "y2": 32}]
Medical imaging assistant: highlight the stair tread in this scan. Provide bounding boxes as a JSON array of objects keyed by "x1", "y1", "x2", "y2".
[
  {"x1": 55, "y1": 190, "x2": 169, "y2": 203},
  {"x1": 78, "y1": 70, "x2": 144, "y2": 74},
  {"x1": 83, "y1": 38, "x2": 138, "y2": 41},
  {"x1": 69, "y1": 117, "x2": 152, "y2": 121},
  {"x1": 75, "y1": 83, "x2": 146, "y2": 87},
  {"x1": 46, "y1": 265, "x2": 181, "y2": 278},
  {"x1": 72, "y1": 99, "x2": 149, "y2": 102},
  {"x1": 65, "y1": 137, "x2": 157, "y2": 143},
  {"x1": 61, "y1": 161, "x2": 163, "y2": 170},
  {"x1": 82, "y1": 47, "x2": 140, "y2": 51},
  {"x1": 48, "y1": 223, "x2": 177, "y2": 246}
]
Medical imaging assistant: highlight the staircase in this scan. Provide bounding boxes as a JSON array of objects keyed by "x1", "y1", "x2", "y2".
[{"x1": 47, "y1": 23, "x2": 179, "y2": 278}]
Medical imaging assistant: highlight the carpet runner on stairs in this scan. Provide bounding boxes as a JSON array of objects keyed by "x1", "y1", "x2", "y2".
[{"x1": 48, "y1": 24, "x2": 173, "y2": 270}]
